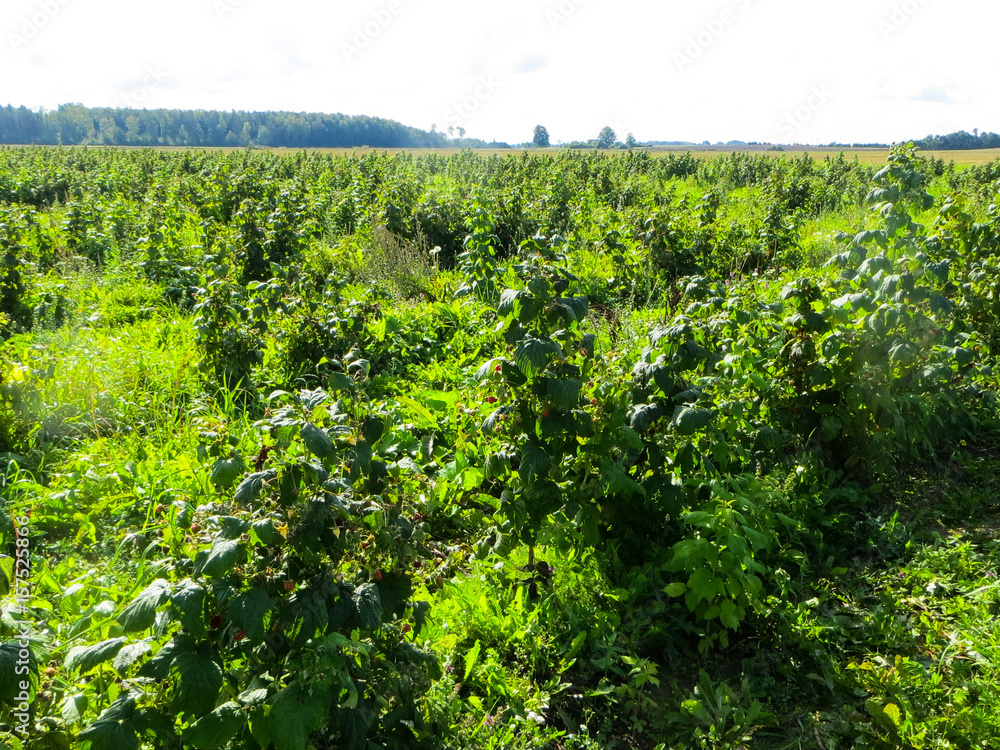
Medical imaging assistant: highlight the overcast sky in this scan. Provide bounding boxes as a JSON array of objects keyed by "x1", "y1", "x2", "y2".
[{"x1": 3, "y1": 0, "x2": 997, "y2": 145}]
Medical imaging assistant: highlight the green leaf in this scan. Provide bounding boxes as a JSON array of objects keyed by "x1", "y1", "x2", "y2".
[
  {"x1": 670, "y1": 406, "x2": 714, "y2": 436},
  {"x1": 210, "y1": 457, "x2": 245, "y2": 489},
  {"x1": 664, "y1": 582, "x2": 687, "y2": 597},
  {"x1": 112, "y1": 642, "x2": 151, "y2": 674},
  {"x1": 362, "y1": 416, "x2": 385, "y2": 445},
  {"x1": 519, "y1": 442, "x2": 551, "y2": 483},
  {"x1": 234, "y1": 469, "x2": 277, "y2": 505},
  {"x1": 375, "y1": 572, "x2": 412, "y2": 622},
  {"x1": 301, "y1": 423, "x2": 334, "y2": 459},
  {"x1": 61, "y1": 693, "x2": 88, "y2": 725},
  {"x1": 229, "y1": 589, "x2": 274, "y2": 646},
  {"x1": 547, "y1": 378, "x2": 582, "y2": 411},
  {"x1": 196, "y1": 540, "x2": 243, "y2": 579},
  {"x1": 65, "y1": 638, "x2": 126, "y2": 674},
  {"x1": 514, "y1": 337, "x2": 560, "y2": 377},
  {"x1": 171, "y1": 649, "x2": 223, "y2": 717},
  {"x1": 463, "y1": 640, "x2": 482, "y2": 682},
  {"x1": 630, "y1": 403, "x2": 662, "y2": 431},
  {"x1": 78, "y1": 695, "x2": 139, "y2": 750},
  {"x1": 118, "y1": 579, "x2": 170, "y2": 633},
  {"x1": 352, "y1": 583, "x2": 383, "y2": 630},
  {"x1": 171, "y1": 580, "x2": 207, "y2": 637},
  {"x1": 257, "y1": 683, "x2": 332, "y2": 750},
  {"x1": 184, "y1": 701, "x2": 244, "y2": 749}
]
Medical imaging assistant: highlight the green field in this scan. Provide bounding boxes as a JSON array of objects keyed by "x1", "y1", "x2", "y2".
[{"x1": 1, "y1": 145, "x2": 999, "y2": 749}]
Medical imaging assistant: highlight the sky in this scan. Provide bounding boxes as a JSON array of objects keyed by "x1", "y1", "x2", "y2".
[{"x1": 2, "y1": 0, "x2": 998, "y2": 146}]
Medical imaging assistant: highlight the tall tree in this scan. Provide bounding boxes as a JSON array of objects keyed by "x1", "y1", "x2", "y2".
[
  {"x1": 533, "y1": 124, "x2": 550, "y2": 148},
  {"x1": 597, "y1": 126, "x2": 616, "y2": 149}
]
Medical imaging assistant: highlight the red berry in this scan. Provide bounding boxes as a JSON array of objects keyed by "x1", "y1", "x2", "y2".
[
  {"x1": 154, "y1": 504, "x2": 166, "y2": 515},
  {"x1": 494, "y1": 364, "x2": 502, "y2": 373},
  {"x1": 374, "y1": 570, "x2": 383, "y2": 581},
  {"x1": 190, "y1": 523, "x2": 202, "y2": 533},
  {"x1": 590, "y1": 398, "x2": 599, "y2": 406},
  {"x1": 402, "y1": 623, "x2": 412, "y2": 634},
  {"x1": 541, "y1": 410, "x2": 551, "y2": 418},
  {"x1": 210, "y1": 616, "x2": 222, "y2": 629},
  {"x1": 413, "y1": 560, "x2": 422, "y2": 569},
  {"x1": 234, "y1": 630, "x2": 246, "y2": 642},
  {"x1": 486, "y1": 396, "x2": 497, "y2": 404},
  {"x1": 283, "y1": 581, "x2": 295, "y2": 592}
]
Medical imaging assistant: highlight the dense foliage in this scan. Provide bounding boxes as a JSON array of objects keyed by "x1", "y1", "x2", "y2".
[
  {"x1": 0, "y1": 105, "x2": 502, "y2": 150},
  {"x1": 0, "y1": 144, "x2": 999, "y2": 749}
]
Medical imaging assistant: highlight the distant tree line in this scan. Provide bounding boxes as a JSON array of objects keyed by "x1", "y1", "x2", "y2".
[
  {"x1": 913, "y1": 130, "x2": 1000, "y2": 150},
  {"x1": 0, "y1": 104, "x2": 504, "y2": 149}
]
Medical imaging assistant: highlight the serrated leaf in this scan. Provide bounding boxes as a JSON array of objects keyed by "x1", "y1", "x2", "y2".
[
  {"x1": 113, "y1": 642, "x2": 151, "y2": 674},
  {"x1": 171, "y1": 649, "x2": 223, "y2": 717},
  {"x1": 210, "y1": 457, "x2": 245, "y2": 489},
  {"x1": 670, "y1": 406, "x2": 713, "y2": 436},
  {"x1": 251, "y1": 683, "x2": 331, "y2": 750},
  {"x1": 630, "y1": 403, "x2": 662, "y2": 431},
  {"x1": 78, "y1": 695, "x2": 139, "y2": 750},
  {"x1": 118, "y1": 579, "x2": 170, "y2": 633},
  {"x1": 65, "y1": 638, "x2": 126, "y2": 674},
  {"x1": 514, "y1": 337, "x2": 560, "y2": 378},
  {"x1": 546, "y1": 378, "x2": 582, "y2": 411},
  {"x1": 170, "y1": 580, "x2": 207, "y2": 637},
  {"x1": 352, "y1": 583, "x2": 383, "y2": 630},
  {"x1": 229, "y1": 590, "x2": 273, "y2": 645},
  {"x1": 197, "y1": 540, "x2": 243, "y2": 579},
  {"x1": 375, "y1": 572, "x2": 412, "y2": 622},
  {"x1": 519, "y1": 442, "x2": 551, "y2": 483},
  {"x1": 463, "y1": 640, "x2": 482, "y2": 682},
  {"x1": 233, "y1": 469, "x2": 277, "y2": 505},
  {"x1": 301, "y1": 423, "x2": 334, "y2": 459},
  {"x1": 61, "y1": 693, "x2": 88, "y2": 725},
  {"x1": 184, "y1": 701, "x2": 243, "y2": 749}
]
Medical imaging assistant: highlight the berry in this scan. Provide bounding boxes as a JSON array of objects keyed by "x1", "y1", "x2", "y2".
[
  {"x1": 590, "y1": 398, "x2": 599, "y2": 406},
  {"x1": 402, "y1": 623, "x2": 412, "y2": 634},
  {"x1": 210, "y1": 616, "x2": 222, "y2": 629},
  {"x1": 374, "y1": 570, "x2": 383, "y2": 581},
  {"x1": 486, "y1": 396, "x2": 497, "y2": 404},
  {"x1": 494, "y1": 364, "x2": 502, "y2": 373},
  {"x1": 190, "y1": 523, "x2": 202, "y2": 533},
  {"x1": 283, "y1": 581, "x2": 295, "y2": 592},
  {"x1": 154, "y1": 504, "x2": 166, "y2": 515},
  {"x1": 45, "y1": 667, "x2": 57, "y2": 677},
  {"x1": 234, "y1": 630, "x2": 246, "y2": 642},
  {"x1": 541, "y1": 409, "x2": 551, "y2": 418}
]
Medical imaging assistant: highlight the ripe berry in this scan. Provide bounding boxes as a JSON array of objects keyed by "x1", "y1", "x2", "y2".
[
  {"x1": 374, "y1": 570, "x2": 383, "y2": 581},
  {"x1": 541, "y1": 410, "x2": 551, "y2": 418},
  {"x1": 402, "y1": 623, "x2": 412, "y2": 634},
  {"x1": 234, "y1": 630, "x2": 246, "y2": 642},
  {"x1": 413, "y1": 560, "x2": 422, "y2": 569},
  {"x1": 486, "y1": 396, "x2": 497, "y2": 404},
  {"x1": 154, "y1": 504, "x2": 166, "y2": 515},
  {"x1": 494, "y1": 364, "x2": 502, "y2": 373},
  {"x1": 283, "y1": 581, "x2": 295, "y2": 592},
  {"x1": 190, "y1": 523, "x2": 202, "y2": 533},
  {"x1": 590, "y1": 398, "x2": 599, "y2": 406},
  {"x1": 210, "y1": 616, "x2": 222, "y2": 629}
]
